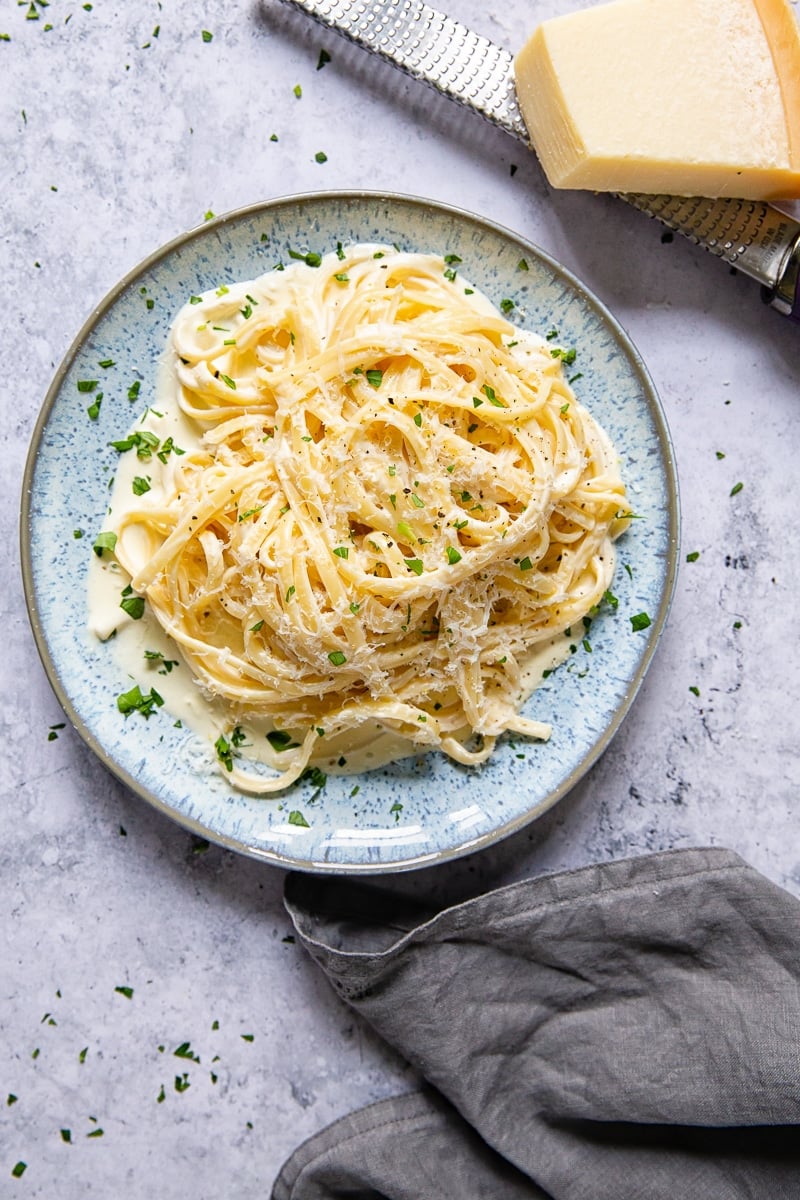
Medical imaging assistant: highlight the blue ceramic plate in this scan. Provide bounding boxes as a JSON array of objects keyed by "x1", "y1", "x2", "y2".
[{"x1": 21, "y1": 192, "x2": 678, "y2": 873}]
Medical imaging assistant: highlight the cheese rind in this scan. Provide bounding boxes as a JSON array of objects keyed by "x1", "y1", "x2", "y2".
[{"x1": 514, "y1": 0, "x2": 800, "y2": 199}]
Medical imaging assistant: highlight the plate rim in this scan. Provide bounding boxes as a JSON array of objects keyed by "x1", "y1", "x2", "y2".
[{"x1": 20, "y1": 189, "x2": 681, "y2": 874}]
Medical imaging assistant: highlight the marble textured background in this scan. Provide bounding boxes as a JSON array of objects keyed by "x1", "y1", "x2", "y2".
[{"x1": 2, "y1": 0, "x2": 799, "y2": 1193}]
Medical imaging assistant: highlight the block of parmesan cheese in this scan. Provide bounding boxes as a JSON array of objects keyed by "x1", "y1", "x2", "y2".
[{"x1": 514, "y1": 0, "x2": 800, "y2": 199}]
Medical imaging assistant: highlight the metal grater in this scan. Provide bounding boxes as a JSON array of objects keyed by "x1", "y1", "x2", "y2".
[{"x1": 275, "y1": 0, "x2": 800, "y2": 320}]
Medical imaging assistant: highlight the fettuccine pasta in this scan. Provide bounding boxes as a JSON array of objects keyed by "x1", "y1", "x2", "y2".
[{"x1": 111, "y1": 244, "x2": 630, "y2": 792}]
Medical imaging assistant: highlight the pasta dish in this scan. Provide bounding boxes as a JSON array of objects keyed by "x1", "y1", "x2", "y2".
[{"x1": 107, "y1": 244, "x2": 630, "y2": 793}]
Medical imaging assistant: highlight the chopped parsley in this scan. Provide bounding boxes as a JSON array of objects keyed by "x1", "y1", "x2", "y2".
[
  {"x1": 144, "y1": 649, "x2": 179, "y2": 674},
  {"x1": 120, "y1": 586, "x2": 145, "y2": 620},
  {"x1": 117, "y1": 684, "x2": 164, "y2": 718},
  {"x1": 287, "y1": 810, "x2": 310, "y2": 827},
  {"x1": 630, "y1": 612, "x2": 652, "y2": 632},
  {"x1": 114, "y1": 985, "x2": 134, "y2": 999},
  {"x1": 288, "y1": 248, "x2": 321, "y2": 267},
  {"x1": 155, "y1": 436, "x2": 183, "y2": 463},
  {"x1": 174, "y1": 1042, "x2": 200, "y2": 1061},
  {"x1": 686, "y1": 550, "x2": 700, "y2": 562},
  {"x1": 730, "y1": 481, "x2": 744, "y2": 496},
  {"x1": 267, "y1": 729, "x2": 299, "y2": 752},
  {"x1": 110, "y1": 429, "x2": 160, "y2": 459},
  {"x1": 92, "y1": 530, "x2": 117, "y2": 557},
  {"x1": 215, "y1": 734, "x2": 235, "y2": 771},
  {"x1": 201, "y1": 29, "x2": 213, "y2": 42},
  {"x1": 302, "y1": 765, "x2": 327, "y2": 789},
  {"x1": 328, "y1": 650, "x2": 347, "y2": 666},
  {"x1": 482, "y1": 384, "x2": 504, "y2": 407},
  {"x1": 405, "y1": 558, "x2": 424, "y2": 575}
]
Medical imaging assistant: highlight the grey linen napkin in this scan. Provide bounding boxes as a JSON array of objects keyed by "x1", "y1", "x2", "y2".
[{"x1": 273, "y1": 847, "x2": 800, "y2": 1199}]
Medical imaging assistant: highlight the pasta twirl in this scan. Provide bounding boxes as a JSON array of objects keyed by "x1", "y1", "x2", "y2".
[{"x1": 112, "y1": 245, "x2": 630, "y2": 792}]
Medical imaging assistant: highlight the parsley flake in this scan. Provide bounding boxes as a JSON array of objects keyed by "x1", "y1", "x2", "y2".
[
  {"x1": 120, "y1": 589, "x2": 145, "y2": 620},
  {"x1": 117, "y1": 684, "x2": 163, "y2": 718},
  {"x1": 92, "y1": 530, "x2": 117, "y2": 557},
  {"x1": 215, "y1": 734, "x2": 234, "y2": 771},
  {"x1": 267, "y1": 729, "x2": 298, "y2": 752}
]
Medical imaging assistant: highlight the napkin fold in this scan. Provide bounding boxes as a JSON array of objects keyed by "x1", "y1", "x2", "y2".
[{"x1": 273, "y1": 847, "x2": 800, "y2": 1199}]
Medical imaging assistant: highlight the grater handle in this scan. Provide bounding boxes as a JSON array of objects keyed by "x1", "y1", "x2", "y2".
[{"x1": 618, "y1": 194, "x2": 800, "y2": 320}]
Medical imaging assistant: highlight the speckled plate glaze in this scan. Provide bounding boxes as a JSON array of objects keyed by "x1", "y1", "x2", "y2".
[{"x1": 22, "y1": 192, "x2": 678, "y2": 874}]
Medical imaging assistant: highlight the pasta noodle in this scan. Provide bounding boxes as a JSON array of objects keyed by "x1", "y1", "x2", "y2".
[{"x1": 112, "y1": 244, "x2": 630, "y2": 793}]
